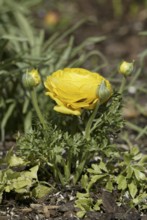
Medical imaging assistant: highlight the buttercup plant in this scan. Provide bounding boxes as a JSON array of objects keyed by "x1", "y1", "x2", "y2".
[
  {"x1": 1, "y1": 63, "x2": 146, "y2": 217},
  {"x1": 44, "y1": 68, "x2": 113, "y2": 141},
  {"x1": 15, "y1": 67, "x2": 123, "y2": 187}
]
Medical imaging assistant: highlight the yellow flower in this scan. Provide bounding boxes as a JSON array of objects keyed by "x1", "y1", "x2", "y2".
[
  {"x1": 22, "y1": 69, "x2": 41, "y2": 89},
  {"x1": 44, "y1": 68, "x2": 112, "y2": 115}
]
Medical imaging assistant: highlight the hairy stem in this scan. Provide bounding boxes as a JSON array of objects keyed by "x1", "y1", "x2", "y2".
[
  {"x1": 30, "y1": 89, "x2": 46, "y2": 129},
  {"x1": 85, "y1": 102, "x2": 100, "y2": 141},
  {"x1": 119, "y1": 76, "x2": 126, "y2": 94}
]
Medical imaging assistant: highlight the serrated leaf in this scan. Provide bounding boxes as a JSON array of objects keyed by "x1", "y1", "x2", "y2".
[
  {"x1": 12, "y1": 176, "x2": 32, "y2": 190},
  {"x1": 93, "y1": 199, "x2": 102, "y2": 211},
  {"x1": 87, "y1": 164, "x2": 101, "y2": 174},
  {"x1": 4, "y1": 165, "x2": 38, "y2": 193},
  {"x1": 106, "y1": 179, "x2": 113, "y2": 191},
  {"x1": 131, "y1": 147, "x2": 139, "y2": 156},
  {"x1": 133, "y1": 169, "x2": 146, "y2": 181},
  {"x1": 116, "y1": 175, "x2": 127, "y2": 190},
  {"x1": 8, "y1": 154, "x2": 27, "y2": 167},
  {"x1": 76, "y1": 210, "x2": 86, "y2": 218},
  {"x1": 141, "y1": 204, "x2": 147, "y2": 210},
  {"x1": 99, "y1": 161, "x2": 108, "y2": 172},
  {"x1": 133, "y1": 153, "x2": 143, "y2": 161},
  {"x1": 123, "y1": 154, "x2": 131, "y2": 164},
  {"x1": 140, "y1": 154, "x2": 147, "y2": 163},
  {"x1": 126, "y1": 166, "x2": 133, "y2": 179},
  {"x1": 133, "y1": 193, "x2": 147, "y2": 205},
  {"x1": 88, "y1": 174, "x2": 107, "y2": 190},
  {"x1": 5, "y1": 175, "x2": 32, "y2": 193},
  {"x1": 81, "y1": 174, "x2": 89, "y2": 191},
  {"x1": 75, "y1": 197, "x2": 93, "y2": 211},
  {"x1": 128, "y1": 181, "x2": 138, "y2": 198},
  {"x1": 5, "y1": 169, "x2": 20, "y2": 180},
  {"x1": 32, "y1": 184, "x2": 52, "y2": 199},
  {"x1": 76, "y1": 192, "x2": 90, "y2": 199},
  {"x1": 24, "y1": 165, "x2": 39, "y2": 179}
]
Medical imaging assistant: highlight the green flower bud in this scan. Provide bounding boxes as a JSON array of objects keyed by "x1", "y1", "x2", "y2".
[
  {"x1": 22, "y1": 69, "x2": 41, "y2": 89},
  {"x1": 97, "y1": 80, "x2": 112, "y2": 103},
  {"x1": 119, "y1": 61, "x2": 134, "y2": 76}
]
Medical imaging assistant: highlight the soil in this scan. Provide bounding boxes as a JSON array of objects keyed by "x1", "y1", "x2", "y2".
[
  {"x1": 0, "y1": 189, "x2": 146, "y2": 220},
  {"x1": 0, "y1": 0, "x2": 147, "y2": 219}
]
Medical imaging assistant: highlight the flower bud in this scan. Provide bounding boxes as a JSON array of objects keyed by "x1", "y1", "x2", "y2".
[
  {"x1": 22, "y1": 69, "x2": 41, "y2": 89},
  {"x1": 119, "y1": 61, "x2": 134, "y2": 76},
  {"x1": 97, "y1": 80, "x2": 112, "y2": 103}
]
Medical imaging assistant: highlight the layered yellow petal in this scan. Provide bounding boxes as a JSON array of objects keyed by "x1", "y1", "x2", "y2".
[
  {"x1": 44, "y1": 68, "x2": 112, "y2": 115},
  {"x1": 54, "y1": 105, "x2": 81, "y2": 115}
]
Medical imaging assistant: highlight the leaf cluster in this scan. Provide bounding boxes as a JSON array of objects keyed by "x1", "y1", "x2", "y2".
[
  {"x1": 0, "y1": 148, "x2": 52, "y2": 203},
  {"x1": 16, "y1": 93, "x2": 123, "y2": 187},
  {"x1": 75, "y1": 146, "x2": 147, "y2": 218},
  {"x1": 92, "y1": 92, "x2": 123, "y2": 141}
]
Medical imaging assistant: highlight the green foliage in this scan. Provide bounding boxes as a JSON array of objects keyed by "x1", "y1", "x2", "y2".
[
  {"x1": 75, "y1": 192, "x2": 95, "y2": 218},
  {"x1": 0, "y1": 94, "x2": 124, "y2": 202},
  {"x1": 16, "y1": 93, "x2": 123, "y2": 187},
  {"x1": 75, "y1": 190, "x2": 103, "y2": 218},
  {"x1": 75, "y1": 146, "x2": 147, "y2": 218},
  {"x1": 0, "y1": 149, "x2": 52, "y2": 202},
  {"x1": 93, "y1": 92, "x2": 123, "y2": 139}
]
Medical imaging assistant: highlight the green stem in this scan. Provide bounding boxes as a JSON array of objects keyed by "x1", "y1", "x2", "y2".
[
  {"x1": 52, "y1": 162, "x2": 65, "y2": 186},
  {"x1": 85, "y1": 102, "x2": 100, "y2": 141},
  {"x1": 73, "y1": 151, "x2": 89, "y2": 185},
  {"x1": 119, "y1": 76, "x2": 126, "y2": 94},
  {"x1": 30, "y1": 89, "x2": 46, "y2": 129},
  {"x1": 64, "y1": 150, "x2": 72, "y2": 182}
]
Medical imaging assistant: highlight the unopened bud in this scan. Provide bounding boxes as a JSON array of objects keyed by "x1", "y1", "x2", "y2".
[
  {"x1": 97, "y1": 80, "x2": 112, "y2": 103},
  {"x1": 22, "y1": 69, "x2": 41, "y2": 89},
  {"x1": 119, "y1": 61, "x2": 134, "y2": 76}
]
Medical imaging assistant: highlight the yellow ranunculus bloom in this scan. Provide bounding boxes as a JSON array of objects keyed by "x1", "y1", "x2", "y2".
[{"x1": 44, "y1": 68, "x2": 112, "y2": 115}]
